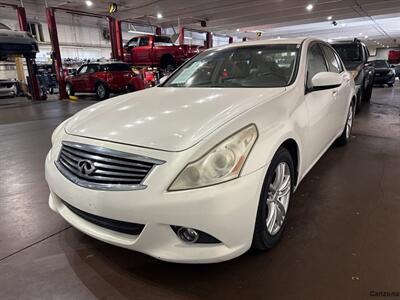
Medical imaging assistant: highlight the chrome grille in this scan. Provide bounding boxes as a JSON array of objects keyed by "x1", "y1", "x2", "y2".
[{"x1": 55, "y1": 141, "x2": 164, "y2": 191}]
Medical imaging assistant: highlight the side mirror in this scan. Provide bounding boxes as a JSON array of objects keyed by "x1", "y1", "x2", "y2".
[
  {"x1": 311, "y1": 72, "x2": 342, "y2": 91},
  {"x1": 72, "y1": 70, "x2": 77, "y2": 76},
  {"x1": 390, "y1": 64, "x2": 395, "y2": 68},
  {"x1": 159, "y1": 76, "x2": 168, "y2": 85}
]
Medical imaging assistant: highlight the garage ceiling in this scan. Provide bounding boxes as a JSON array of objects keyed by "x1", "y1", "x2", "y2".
[{"x1": 1, "y1": 0, "x2": 400, "y2": 47}]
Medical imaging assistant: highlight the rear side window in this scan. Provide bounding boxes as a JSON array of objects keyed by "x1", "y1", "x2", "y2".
[
  {"x1": 103, "y1": 64, "x2": 132, "y2": 71},
  {"x1": 321, "y1": 45, "x2": 341, "y2": 73},
  {"x1": 307, "y1": 44, "x2": 328, "y2": 87},
  {"x1": 154, "y1": 36, "x2": 172, "y2": 44}
]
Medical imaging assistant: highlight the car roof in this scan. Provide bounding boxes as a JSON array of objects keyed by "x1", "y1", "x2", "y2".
[
  {"x1": 84, "y1": 61, "x2": 129, "y2": 65},
  {"x1": 210, "y1": 37, "x2": 315, "y2": 52}
]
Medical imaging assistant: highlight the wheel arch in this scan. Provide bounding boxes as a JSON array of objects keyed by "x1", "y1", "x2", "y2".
[
  {"x1": 160, "y1": 53, "x2": 175, "y2": 67},
  {"x1": 279, "y1": 138, "x2": 300, "y2": 187}
]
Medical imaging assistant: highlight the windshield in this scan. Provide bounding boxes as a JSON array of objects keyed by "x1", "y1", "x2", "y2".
[
  {"x1": 102, "y1": 63, "x2": 132, "y2": 71},
  {"x1": 163, "y1": 44, "x2": 299, "y2": 88},
  {"x1": 332, "y1": 44, "x2": 362, "y2": 62},
  {"x1": 371, "y1": 60, "x2": 389, "y2": 68}
]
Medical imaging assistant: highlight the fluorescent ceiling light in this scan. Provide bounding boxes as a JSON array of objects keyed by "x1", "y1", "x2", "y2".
[
  {"x1": 157, "y1": 13, "x2": 163, "y2": 19},
  {"x1": 85, "y1": 0, "x2": 93, "y2": 7},
  {"x1": 306, "y1": 4, "x2": 313, "y2": 11},
  {"x1": 327, "y1": 16, "x2": 332, "y2": 20}
]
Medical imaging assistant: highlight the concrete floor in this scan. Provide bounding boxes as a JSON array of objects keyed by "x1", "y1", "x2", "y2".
[{"x1": 0, "y1": 83, "x2": 399, "y2": 300}]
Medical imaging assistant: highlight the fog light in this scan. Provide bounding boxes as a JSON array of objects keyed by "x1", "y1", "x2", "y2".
[{"x1": 177, "y1": 227, "x2": 199, "y2": 243}]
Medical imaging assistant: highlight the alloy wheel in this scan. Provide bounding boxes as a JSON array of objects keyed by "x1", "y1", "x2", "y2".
[
  {"x1": 66, "y1": 84, "x2": 71, "y2": 96},
  {"x1": 266, "y1": 162, "x2": 291, "y2": 235},
  {"x1": 97, "y1": 85, "x2": 106, "y2": 98}
]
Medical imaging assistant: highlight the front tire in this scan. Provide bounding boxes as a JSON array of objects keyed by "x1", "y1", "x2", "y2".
[
  {"x1": 252, "y1": 147, "x2": 294, "y2": 250},
  {"x1": 336, "y1": 101, "x2": 354, "y2": 146},
  {"x1": 95, "y1": 82, "x2": 109, "y2": 100},
  {"x1": 65, "y1": 82, "x2": 74, "y2": 96},
  {"x1": 363, "y1": 83, "x2": 373, "y2": 103}
]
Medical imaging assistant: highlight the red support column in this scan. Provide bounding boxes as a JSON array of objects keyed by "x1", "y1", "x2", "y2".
[
  {"x1": 178, "y1": 26, "x2": 184, "y2": 45},
  {"x1": 115, "y1": 20, "x2": 123, "y2": 61},
  {"x1": 108, "y1": 16, "x2": 118, "y2": 60},
  {"x1": 155, "y1": 27, "x2": 161, "y2": 35},
  {"x1": 206, "y1": 32, "x2": 213, "y2": 49},
  {"x1": 17, "y1": 6, "x2": 41, "y2": 100},
  {"x1": 17, "y1": 7, "x2": 28, "y2": 31},
  {"x1": 46, "y1": 7, "x2": 67, "y2": 100}
]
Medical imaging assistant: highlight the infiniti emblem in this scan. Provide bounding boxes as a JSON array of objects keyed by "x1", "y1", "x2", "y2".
[{"x1": 77, "y1": 159, "x2": 96, "y2": 175}]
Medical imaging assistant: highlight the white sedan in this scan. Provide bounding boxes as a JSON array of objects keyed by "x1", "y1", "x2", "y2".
[{"x1": 46, "y1": 38, "x2": 355, "y2": 263}]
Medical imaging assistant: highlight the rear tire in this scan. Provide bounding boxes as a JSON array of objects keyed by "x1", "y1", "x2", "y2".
[
  {"x1": 336, "y1": 101, "x2": 355, "y2": 146},
  {"x1": 252, "y1": 147, "x2": 294, "y2": 250},
  {"x1": 95, "y1": 82, "x2": 109, "y2": 100},
  {"x1": 126, "y1": 84, "x2": 135, "y2": 93},
  {"x1": 65, "y1": 82, "x2": 74, "y2": 96}
]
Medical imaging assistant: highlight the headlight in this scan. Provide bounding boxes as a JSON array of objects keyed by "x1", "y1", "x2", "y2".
[
  {"x1": 169, "y1": 124, "x2": 258, "y2": 191},
  {"x1": 51, "y1": 119, "x2": 69, "y2": 145},
  {"x1": 388, "y1": 70, "x2": 394, "y2": 75}
]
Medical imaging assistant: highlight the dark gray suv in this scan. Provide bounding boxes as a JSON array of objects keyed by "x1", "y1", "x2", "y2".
[{"x1": 332, "y1": 39, "x2": 375, "y2": 113}]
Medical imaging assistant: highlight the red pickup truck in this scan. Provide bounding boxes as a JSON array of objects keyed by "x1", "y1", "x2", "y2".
[{"x1": 123, "y1": 35, "x2": 203, "y2": 72}]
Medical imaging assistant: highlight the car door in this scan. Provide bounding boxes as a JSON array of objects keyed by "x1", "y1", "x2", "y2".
[
  {"x1": 72, "y1": 65, "x2": 88, "y2": 92},
  {"x1": 132, "y1": 36, "x2": 152, "y2": 65},
  {"x1": 304, "y1": 43, "x2": 338, "y2": 167},
  {"x1": 321, "y1": 44, "x2": 351, "y2": 134},
  {"x1": 84, "y1": 64, "x2": 100, "y2": 92}
]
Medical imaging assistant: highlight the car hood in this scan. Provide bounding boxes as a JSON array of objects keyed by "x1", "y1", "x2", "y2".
[{"x1": 65, "y1": 87, "x2": 285, "y2": 152}]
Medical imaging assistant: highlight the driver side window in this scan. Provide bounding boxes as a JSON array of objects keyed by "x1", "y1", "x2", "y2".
[
  {"x1": 126, "y1": 38, "x2": 138, "y2": 48},
  {"x1": 307, "y1": 44, "x2": 328, "y2": 88},
  {"x1": 77, "y1": 65, "x2": 88, "y2": 75}
]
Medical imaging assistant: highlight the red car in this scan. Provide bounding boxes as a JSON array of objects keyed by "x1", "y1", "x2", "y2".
[
  {"x1": 65, "y1": 62, "x2": 144, "y2": 100},
  {"x1": 123, "y1": 35, "x2": 203, "y2": 72}
]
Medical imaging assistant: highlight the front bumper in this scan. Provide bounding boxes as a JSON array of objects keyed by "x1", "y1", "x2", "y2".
[
  {"x1": 0, "y1": 86, "x2": 16, "y2": 97},
  {"x1": 45, "y1": 136, "x2": 266, "y2": 263}
]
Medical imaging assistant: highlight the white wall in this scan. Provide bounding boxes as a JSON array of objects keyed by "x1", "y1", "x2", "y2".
[
  {"x1": 375, "y1": 47, "x2": 400, "y2": 60},
  {"x1": 0, "y1": 17, "x2": 112, "y2": 63},
  {"x1": 0, "y1": 17, "x2": 112, "y2": 79}
]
